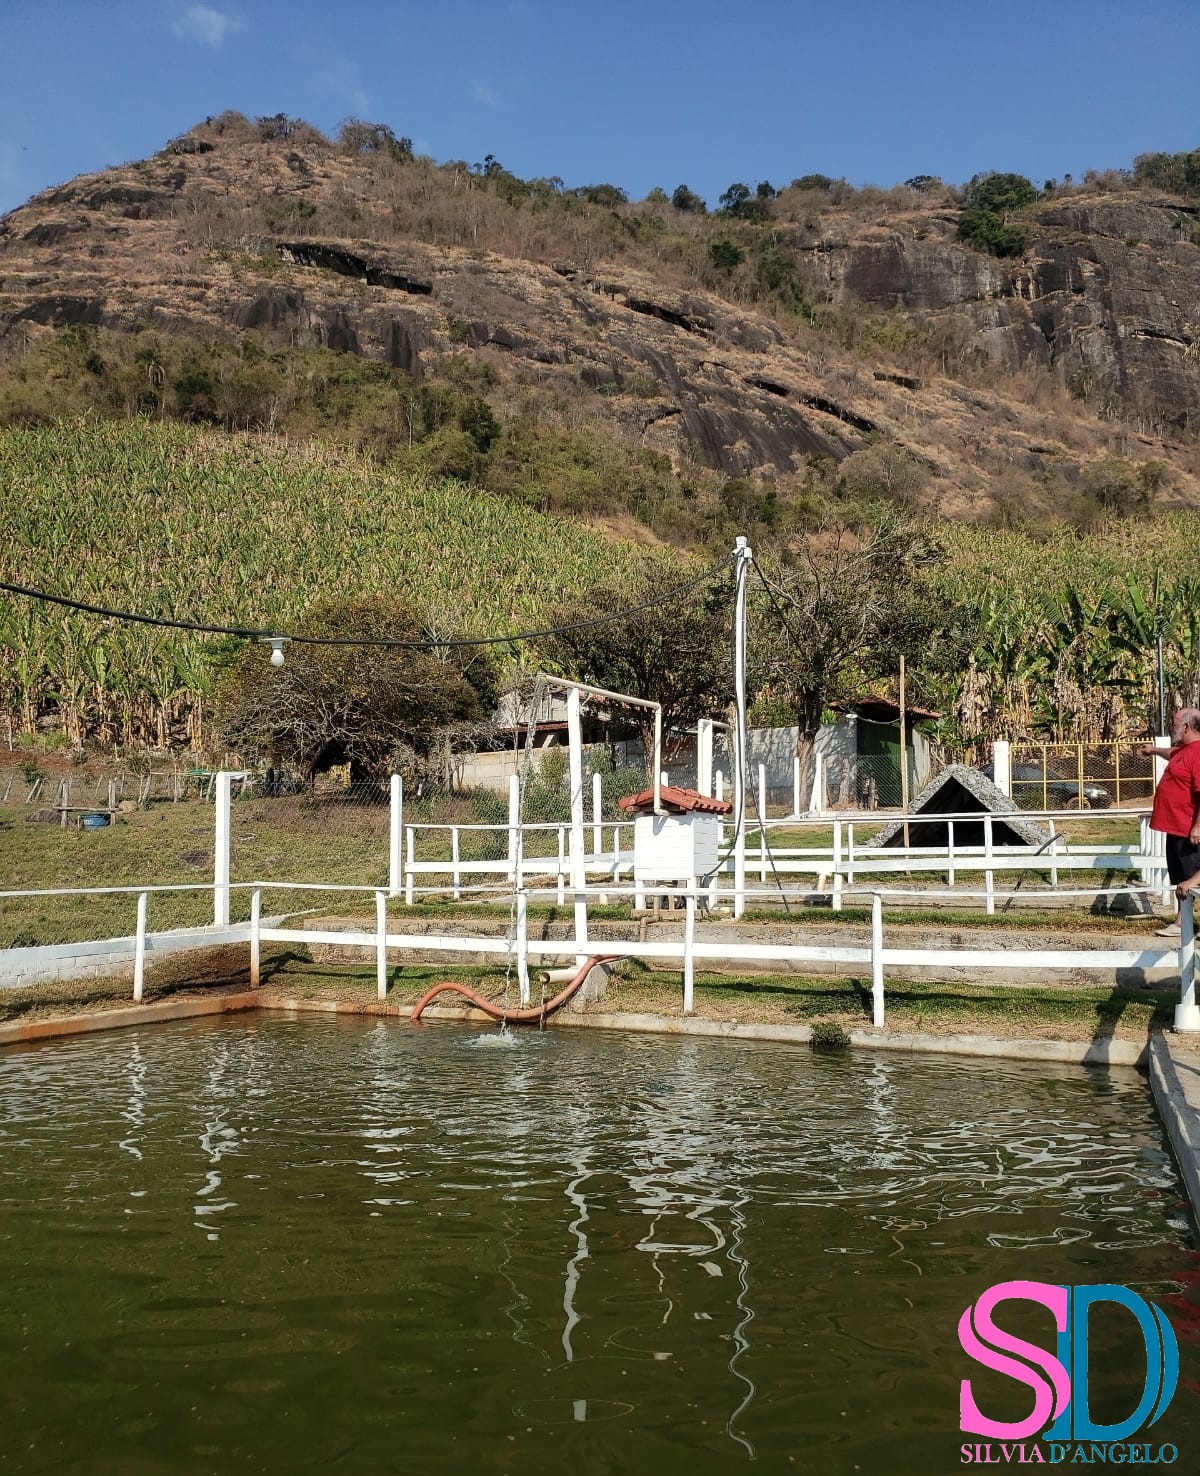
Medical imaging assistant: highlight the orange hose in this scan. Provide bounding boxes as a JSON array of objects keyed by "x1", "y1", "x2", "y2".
[{"x1": 409, "y1": 954, "x2": 622, "y2": 1026}]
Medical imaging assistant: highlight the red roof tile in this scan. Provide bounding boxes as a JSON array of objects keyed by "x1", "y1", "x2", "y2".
[{"x1": 618, "y1": 785, "x2": 733, "y2": 816}]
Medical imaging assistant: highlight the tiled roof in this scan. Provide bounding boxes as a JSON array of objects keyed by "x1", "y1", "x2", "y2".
[{"x1": 618, "y1": 785, "x2": 733, "y2": 816}]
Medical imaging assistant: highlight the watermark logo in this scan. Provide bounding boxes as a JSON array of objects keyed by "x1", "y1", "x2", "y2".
[{"x1": 958, "y1": 1280, "x2": 1179, "y2": 1463}]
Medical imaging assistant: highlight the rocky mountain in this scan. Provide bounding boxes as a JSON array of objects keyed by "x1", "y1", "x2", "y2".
[{"x1": 1, "y1": 115, "x2": 1198, "y2": 523}]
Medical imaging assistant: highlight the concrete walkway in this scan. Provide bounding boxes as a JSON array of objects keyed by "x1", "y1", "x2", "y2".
[{"x1": 1149, "y1": 1035, "x2": 1200, "y2": 1229}]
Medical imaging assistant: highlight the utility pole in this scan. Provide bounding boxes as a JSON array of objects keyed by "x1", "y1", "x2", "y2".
[{"x1": 733, "y1": 536, "x2": 752, "y2": 920}]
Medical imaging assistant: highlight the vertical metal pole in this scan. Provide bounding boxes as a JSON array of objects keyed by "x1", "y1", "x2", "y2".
[
  {"x1": 1177, "y1": 895, "x2": 1200, "y2": 1031},
  {"x1": 733, "y1": 536, "x2": 752, "y2": 920},
  {"x1": 375, "y1": 889, "x2": 388, "y2": 1001},
  {"x1": 1158, "y1": 636, "x2": 1167, "y2": 739},
  {"x1": 508, "y1": 773, "x2": 520, "y2": 885},
  {"x1": 758, "y1": 762, "x2": 768, "y2": 884},
  {"x1": 133, "y1": 891, "x2": 147, "y2": 1002},
  {"x1": 250, "y1": 887, "x2": 261, "y2": 988},
  {"x1": 405, "y1": 827, "x2": 415, "y2": 906},
  {"x1": 984, "y1": 813, "x2": 995, "y2": 916},
  {"x1": 567, "y1": 687, "x2": 589, "y2": 963},
  {"x1": 871, "y1": 892, "x2": 884, "y2": 1028},
  {"x1": 213, "y1": 771, "x2": 232, "y2": 927},
  {"x1": 683, "y1": 890, "x2": 696, "y2": 1015},
  {"x1": 847, "y1": 823, "x2": 856, "y2": 888},
  {"x1": 389, "y1": 774, "x2": 403, "y2": 898}
]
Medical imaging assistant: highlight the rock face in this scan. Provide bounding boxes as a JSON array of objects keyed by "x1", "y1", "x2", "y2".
[
  {"x1": 0, "y1": 127, "x2": 1198, "y2": 508},
  {"x1": 804, "y1": 199, "x2": 1200, "y2": 434}
]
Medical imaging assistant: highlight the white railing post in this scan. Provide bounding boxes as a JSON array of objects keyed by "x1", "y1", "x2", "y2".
[
  {"x1": 133, "y1": 891, "x2": 148, "y2": 1002},
  {"x1": 1048, "y1": 819, "x2": 1059, "y2": 889},
  {"x1": 715, "y1": 771, "x2": 725, "y2": 804},
  {"x1": 389, "y1": 774, "x2": 403, "y2": 898},
  {"x1": 213, "y1": 771, "x2": 233, "y2": 927},
  {"x1": 565, "y1": 686, "x2": 589, "y2": 963},
  {"x1": 1177, "y1": 894, "x2": 1200, "y2": 1032},
  {"x1": 557, "y1": 828, "x2": 567, "y2": 907},
  {"x1": 405, "y1": 827, "x2": 415, "y2": 906},
  {"x1": 250, "y1": 887, "x2": 261, "y2": 988},
  {"x1": 947, "y1": 819, "x2": 956, "y2": 888},
  {"x1": 683, "y1": 890, "x2": 696, "y2": 1015},
  {"x1": 992, "y1": 739, "x2": 1012, "y2": 798},
  {"x1": 375, "y1": 890, "x2": 389, "y2": 1001},
  {"x1": 508, "y1": 773, "x2": 520, "y2": 885},
  {"x1": 832, "y1": 818, "x2": 843, "y2": 912},
  {"x1": 758, "y1": 763, "x2": 768, "y2": 883},
  {"x1": 516, "y1": 887, "x2": 530, "y2": 1005},
  {"x1": 871, "y1": 892, "x2": 884, "y2": 1028},
  {"x1": 451, "y1": 827, "x2": 461, "y2": 902},
  {"x1": 793, "y1": 754, "x2": 802, "y2": 818},
  {"x1": 847, "y1": 823, "x2": 856, "y2": 888},
  {"x1": 984, "y1": 814, "x2": 995, "y2": 916}
]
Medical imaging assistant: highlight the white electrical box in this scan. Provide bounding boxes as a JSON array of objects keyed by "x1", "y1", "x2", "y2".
[{"x1": 632, "y1": 812, "x2": 721, "y2": 882}]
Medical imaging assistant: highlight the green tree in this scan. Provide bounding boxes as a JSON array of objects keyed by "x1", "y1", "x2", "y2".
[{"x1": 957, "y1": 172, "x2": 1037, "y2": 257}]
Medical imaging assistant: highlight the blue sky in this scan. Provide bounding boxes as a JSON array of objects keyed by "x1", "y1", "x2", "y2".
[{"x1": 2, "y1": 0, "x2": 1197, "y2": 216}]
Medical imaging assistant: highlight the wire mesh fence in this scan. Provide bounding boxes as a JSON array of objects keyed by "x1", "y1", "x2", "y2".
[{"x1": 1009, "y1": 741, "x2": 1154, "y2": 810}]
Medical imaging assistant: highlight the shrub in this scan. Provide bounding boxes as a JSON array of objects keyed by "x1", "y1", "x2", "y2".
[{"x1": 810, "y1": 1020, "x2": 851, "y2": 1049}]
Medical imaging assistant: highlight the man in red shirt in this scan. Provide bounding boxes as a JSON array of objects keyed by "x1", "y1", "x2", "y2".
[{"x1": 1143, "y1": 709, "x2": 1200, "y2": 924}]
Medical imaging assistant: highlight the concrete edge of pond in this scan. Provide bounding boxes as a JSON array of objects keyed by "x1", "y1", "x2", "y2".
[
  {"x1": 1149, "y1": 1035, "x2": 1200, "y2": 1229},
  {"x1": 0, "y1": 991, "x2": 261, "y2": 1046}
]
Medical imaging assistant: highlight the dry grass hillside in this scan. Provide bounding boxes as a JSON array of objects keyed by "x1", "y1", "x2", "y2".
[{"x1": 1, "y1": 112, "x2": 1199, "y2": 535}]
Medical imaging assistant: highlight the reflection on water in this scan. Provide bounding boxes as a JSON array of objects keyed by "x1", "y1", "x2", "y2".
[{"x1": 0, "y1": 1016, "x2": 1196, "y2": 1476}]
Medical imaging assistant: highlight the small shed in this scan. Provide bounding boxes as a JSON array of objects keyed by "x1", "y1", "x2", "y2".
[
  {"x1": 618, "y1": 785, "x2": 732, "y2": 882},
  {"x1": 870, "y1": 764, "x2": 1050, "y2": 848}
]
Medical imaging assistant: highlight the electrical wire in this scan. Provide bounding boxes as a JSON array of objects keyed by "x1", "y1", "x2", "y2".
[{"x1": 0, "y1": 553, "x2": 734, "y2": 652}]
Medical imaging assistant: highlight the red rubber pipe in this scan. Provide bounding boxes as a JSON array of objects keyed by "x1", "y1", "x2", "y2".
[{"x1": 409, "y1": 954, "x2": 622, "y2": 1026}]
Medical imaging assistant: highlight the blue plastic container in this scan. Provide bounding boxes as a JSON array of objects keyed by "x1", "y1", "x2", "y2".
[{"x1": 81, "y1": 812, "x2": 110, "y2": 830}]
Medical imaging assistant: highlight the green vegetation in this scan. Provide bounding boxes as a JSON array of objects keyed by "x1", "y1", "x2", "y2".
[
  {"x1": 0, "y1": 418, "x2": 665, "y2": 747},
  {"x1": 957, "y1": 172, "x2": 1037, "y2": 257}
]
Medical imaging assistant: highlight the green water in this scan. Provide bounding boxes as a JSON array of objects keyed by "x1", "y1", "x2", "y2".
[{"x1": 0, "y1": 1018, "x2": 1197, "y2": 1475}]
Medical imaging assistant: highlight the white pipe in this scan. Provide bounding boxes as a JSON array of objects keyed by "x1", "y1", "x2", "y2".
[
  {"x1": 375, "y1": 890, "x2": 388, "y2": 1001},
  {"x1": 592, "y1": 772, "x2": 602, "y2": 856},
  {"x1": 567, "y1": 686, "x2": 589, "y2": 962},
  {"x1": 697, "y1": 718, "x2": 714, "y2": 799},
  {"x1": 133, "y1": 891, "x2": 147, "y2": 1001},
  {"x1": 451, "y1": 827, "x2": 461, "y2": 902},
  {"x1": 516, "y1": 888, "x2": 530, "y2": 1004},
  {"x1": 250, "y1": 887, "x2": 261, "y2": 988},
  {"x1": 984, "y1": 814, "x2": 995, "y2": 916},
  {"x1": 405, "y1": 826, "x2": 415, "y2": 907},
  {"x1": 683, "y1": 891, "x2": 696, "y2": 1015},
  {"x1": 871, "y1": 892, "x2": 884, "y2": 1028},
  {"x1": 213, "y1": 771, "x2": 233, "y2": 927}
]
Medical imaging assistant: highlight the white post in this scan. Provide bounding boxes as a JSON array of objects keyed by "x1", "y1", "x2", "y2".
[
  {"x1": 1177, "y1": 895, "x2": 1200, "y2": 1031},
  {"x1": 871, "y1": 892, "x2": 884, "y2": 1028},
  {"x1": 992, "y1": 738, "x2": 1012, "y2": 798},
  {"x1": 375, "y1": 890, "x2": 388, "y2": 1001},
  {"x1": 793, "y1": 754, "x2": 802, "y2": 818},
  {"x1": 213, "y1": 771, "x2": 233, "y2": 927},
  {"x1": 250, "y1": 887, "x2": 261, "y2": 988},
  {"x1": 508, "y1": 773, "x2": 520, "y2": 885},
  {"x1": 683, "y1": 890, "x2": 696, "y2": 1015},
  {"x1": 451, "y1": 827, "x2": 461, "y2": 902},
  {"x1": 133, "y1": 891, "x2": 148, "y2": 1002},
  {"x1": 757, "y1": 763, "x2": 768, "y2": 884},
  {"x1": 984, "y1": 813, "x2": 995, "y2": 916},
  {"x1": 557, "y1": 829, "x2": 566, "y2": 907},
  {"x1": 1154, "y1": 739, "x2": 1171, "y2": 906},
  {"x1": 566, "y1": 687, "x2": 588, "y2": 962},
  {"x1": 715, "y1": 771, "x2": 725, "y2": 803},
  {"x1": 516, "y1": 888, "x2": 530, "y2": 1005},
  {"x1": 1048, "y1": 818, "x2": 1059, "y2": 889},
  {"x1": 809, "y1": 751, "x2": 825, "y2": 815},
  {"x1": 947, "y1": 819, "x2": 956, "y2": 888},
  {"x1": 697, "y1": 719, "x2": 714, "y2": 798},
  {"x1": 847, "y1": 823, "x2": 855, "y2": 888},
  {"x1": 733, "y1": 536, "x2": 752, "y2": 920},
  {"x1": 389, "y1": 774, "x2": 403, "y2": 898},
  {"x1": 592, "y1": 771, "x2": 603, "y2": 856},
  {"x1": 405, "y1": 827, "x2": 415, "y2": 906},
  {"x1": 832, "y1": 818, "x2": 843, "y2": 912}
]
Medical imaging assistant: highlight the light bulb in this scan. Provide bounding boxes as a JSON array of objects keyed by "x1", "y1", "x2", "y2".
[{"x1": 268, "y1": 638, "x2": 286, "y2": 667}]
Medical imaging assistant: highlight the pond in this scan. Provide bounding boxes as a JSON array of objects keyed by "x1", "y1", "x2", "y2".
[{"x1": 1, "y1": 1017, "x2": 1197, "y2": 1475}]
